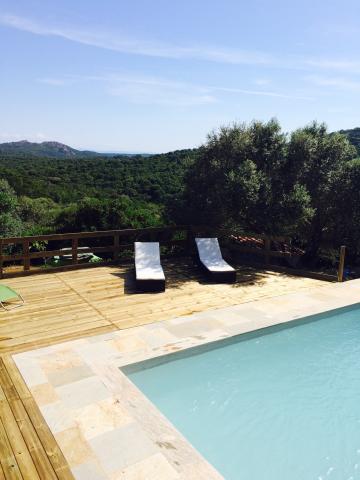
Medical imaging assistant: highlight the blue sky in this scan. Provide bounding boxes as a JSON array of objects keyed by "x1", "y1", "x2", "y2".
[{"x1": 0, "y1": 1, "x2": 360, "y2": 152}]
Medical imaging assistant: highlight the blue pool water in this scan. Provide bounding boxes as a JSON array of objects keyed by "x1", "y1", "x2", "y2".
[{"x1": 123, "y1": 306, "x2": 360, "y2": 479}]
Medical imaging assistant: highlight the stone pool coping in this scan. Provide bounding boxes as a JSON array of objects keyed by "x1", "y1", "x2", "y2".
[{"x1": 12, "y1": 278, "x2": 360, "y2": 479}]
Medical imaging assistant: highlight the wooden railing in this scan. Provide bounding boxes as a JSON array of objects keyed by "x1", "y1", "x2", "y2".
[
  {"x1": 0, "y1": 225, "x2": 194, "y2": 278},
  {"x1": 227, "y1": 234, "x2": 345, "y2": 282},
  {"x1": 0, "y1": 226, "x2": 345, "y2": 282},
  {"x1": 227, "y1": 234, "x2": 299, "y2": 265}
]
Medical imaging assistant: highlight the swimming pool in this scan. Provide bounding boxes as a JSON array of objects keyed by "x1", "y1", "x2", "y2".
[{"x1": 123, "y1": 305, "x2": 360, "y2": 480}]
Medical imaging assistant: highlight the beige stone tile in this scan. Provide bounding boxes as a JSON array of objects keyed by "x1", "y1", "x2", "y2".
[
  {"x1": 76, "y1": 396, "x2": 133, "y2": 440},
  {"x1": 56, "y1": 426, "x2": 95, "y2": 467},
  {"x1": 40, "y1": 349, "x2": 85, "y2": 374},
  {"x1": 14, "y1": 357, "x2": 47, "y2": 387},
  {"x1": 30, "y1": 382, "x2": 59, "y2": 406},
  {"x1": 112, "y1": 452, "x2": 179, "y2": 480},
  {"x1": 138, "y1": 327, "x2": 177, "y2": 348},
  {"x1": 56, "y1": 376, "x2": 110, "y2": 409},
  {"x1": 165, "y1": 317, "x2": 222, "y2": 338},
  {"x1": 41, "y1": 400, "x2": 76, "y2": 433},
  {"x1": 89, "y1": 423, "x2": 158, "y2": 474},
  {"x1": 111, "y1": 334, "x2": 148, "y2": 353},
  {"x1": 47, "y1": 364, "x2": 94, "y2": 388},
  {"x1": 74, "y1": 342, "x2": 120, "y2": 365},
  {"x1": 71, "y1": 459, "x2": 108, "y2": 480}
]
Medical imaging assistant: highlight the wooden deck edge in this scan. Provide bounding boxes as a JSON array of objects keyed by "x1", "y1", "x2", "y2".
[
  {"x1": 0, "y1": 356, "x2": 75, "y2": 480},
  {"x1": 0, "y1": 324, "x2": 117, "y2": 356}
]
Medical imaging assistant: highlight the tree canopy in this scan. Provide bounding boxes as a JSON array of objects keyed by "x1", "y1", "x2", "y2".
[
  {"x1": 1, "y1": 120, "x2": 360, "y2": 263},
  {"x1": 180, "y1": 120, "x2": 358, "y2": 258}
]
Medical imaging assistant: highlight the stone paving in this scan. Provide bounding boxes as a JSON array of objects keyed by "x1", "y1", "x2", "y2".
[{"x1": 12, "y1": 278, "x2": 360, "y2": 480}]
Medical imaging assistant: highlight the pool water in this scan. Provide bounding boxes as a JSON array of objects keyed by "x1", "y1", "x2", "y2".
[{"x1": 124, "y1": 306, "x2": 360, "y2": 479}]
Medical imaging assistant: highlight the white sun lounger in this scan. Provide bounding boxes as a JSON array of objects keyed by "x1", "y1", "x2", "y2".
[
  {"x1": 195, "y1": 238, "x2": 236, "y2": 283},
  {"x1": 135, "y1": 242, "x2": 165, "y2": 292}
]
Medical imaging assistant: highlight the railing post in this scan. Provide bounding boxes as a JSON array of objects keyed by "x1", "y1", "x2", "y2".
[
  {"x1": 72, "y1": 238, "x2": 78, "y2": 265},
  {"x1": 150, "y1": 229, "x2": 156, "y2": 242},
  {"x1": 337, "y1": 245, "x2": 346, "y2": 282},
  {"x1": 264, "y1": 237, "x2": 271, "y2": 266},
  {"x1": 186, "y1": 226, "x2": 193, "y2": 253},
  {"x1": 0, "y1": 240, "x2": 3, "y2": 279},
  {"x1": 113, "y1": 232, "x2": 120, "y2": 261},
  {"x1": 23, "y1": 240, "x2": 30, "y2": 271}
]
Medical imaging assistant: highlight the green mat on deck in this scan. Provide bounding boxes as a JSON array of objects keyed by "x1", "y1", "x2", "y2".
[{"x1": 0, "y1": 285, "x2": 24, "y2": 310}]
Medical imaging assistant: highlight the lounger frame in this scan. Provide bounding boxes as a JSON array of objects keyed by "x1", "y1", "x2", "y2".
[
  {"x1": 195, "y1": 238, "x2": 236, "y2": 284},
  {"x1": 134, "y1": 242, "x2": 165, "y2": 293},
  {"x1": 135, "y1": 277, "x2": 165, "y2": 293}
]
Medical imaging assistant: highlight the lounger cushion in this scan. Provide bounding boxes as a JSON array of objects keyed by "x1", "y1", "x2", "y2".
[
  {"x1": 135, "y1": 242, "x2": 165, "y2": 281},
  {"x1": 195, "y1": 238, "x2": 235, "y2": 272}
]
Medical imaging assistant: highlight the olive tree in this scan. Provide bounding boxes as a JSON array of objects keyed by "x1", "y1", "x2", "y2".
[
  {"x1": 287, "y1": 122, "x2": 357, "y2": 258},
  {"x1": 183, "y1": 119, "x2": 313, "y2": 235}
]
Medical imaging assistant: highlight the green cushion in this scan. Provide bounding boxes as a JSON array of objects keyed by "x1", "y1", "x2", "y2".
[{"x1": 0, "y1": 285, "x2": 20, "y2": 302}]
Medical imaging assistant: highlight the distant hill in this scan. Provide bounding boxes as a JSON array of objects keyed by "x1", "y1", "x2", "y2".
[
  {"x1": 339, "y1": 128, "x2": 360, "y2": 155},
  {"x1": 0, "y1": 140, "x2": 103, "y2": 159},
  {"x1": 0, "y1": 140, "x2": 147, "y2": 159}
]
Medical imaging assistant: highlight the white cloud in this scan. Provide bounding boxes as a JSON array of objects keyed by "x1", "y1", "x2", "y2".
[
  {"x1": 34, "y1": 73, "x2": 312, "y2": 104},
  {"x1": 2, "y1": 12, "x2": 360, "y2": 75},
  {"x1": 254, "y1": 78, "x2": 271, "y2": 86},
  {"x1": 306, "y1": 75, "x2": 360, "y2": 90},
  {"x1": 212, "y1": 85, "x2": 313, "y2": 100},
  {"x1": 106, "y1": 77, "x2": 217, "y2": 106},
  {"x1": 37, "y1": 77, "x2": 70, "y2": 86},
  {"x1": 304, "y1": 59, "x2": 360, "y2": 74},
  {"x1": 0, "y1": 13, "x2": 274, "y2": 66}
]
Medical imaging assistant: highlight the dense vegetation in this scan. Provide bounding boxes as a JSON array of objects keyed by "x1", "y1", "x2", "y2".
[
  {"x1": 1, "y1": 122, "x2": 360, "y2": 265},
  {"x1": 0, "y1": 149, "x2": 194, "y2": 235},
  {"x1": 339, "y1": 128, "x2": 360, "y2": 155},
  {"x1": 181, "y1": 121, "x2": 359, "y2": 260},
  {"x1": 0, "y1": 150, "x2": 193, "y2": 204}
]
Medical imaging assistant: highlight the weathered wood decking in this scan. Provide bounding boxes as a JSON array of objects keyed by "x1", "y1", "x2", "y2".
[{"x1": 0, "y1": 259, "x2": 327, "y2": 478}]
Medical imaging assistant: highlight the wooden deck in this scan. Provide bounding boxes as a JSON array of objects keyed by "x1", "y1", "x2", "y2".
[{"x1": 0, "y1": 258, "x2": 327, "y2": 479}]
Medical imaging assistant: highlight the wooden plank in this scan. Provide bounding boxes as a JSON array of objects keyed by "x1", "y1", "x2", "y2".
[
  {"x1": 229, "y1": 244, "x2": 301, "y2": 259},
  {"x1": 264, "y1": 237, "x2": 271, "y2": 265},
  {"x1": 337, "y1": 245, "x2": 346, "y2": 282},
  {"x1": 2, "y1": 245, "x2": 116, "y2": 261},
  {"x1": 22, "y1": 398, "x2": 74, "y2": 479},
  {"x1": 1, "y1": 358, "x2": 31, "y2": 401},
  {"x1": 1, "y1": 358, "x2": 73, "y2": 480},
  {"x1": 0, "y1": 240, "x2": 3, "y2": 280},
  {"x1": 0, "y1": 419, "x2": 23, "y2": 480},
  {"x1": 0, "y1": 462, "x2": 6, "y2": 480},
  {"x1": 0, "y1": 362, "x2": 59, "y2": 480},
  {"x1": 22, "y1": 242, "x2": 30, "y2": 273},
  {"x1": 2, "y1": 243, "x2": 184, "y2": 263},
  {"x1": 113, "y1": 233, "x2": 120, "y2": 261},
  {"x1": 1, "y1": 225, "x2": 190, "y2": 244},
  {"x1": 71, "y1": 239, "x2": 78, "y2": 265},
  {"x1": 0, "y1": 386, "x2": 40, "y2": 480},
  {"x1": 1, "y1": 261, "x2": 116, "y2": 279}
]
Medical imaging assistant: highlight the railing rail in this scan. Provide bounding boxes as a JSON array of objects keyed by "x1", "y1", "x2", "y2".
[
  {"x1": 0, "y1": 226, "x2": 345, "y2": 282},
  {"x1": 0, "y1": 225, "x2": 195, "y2": 278}
]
